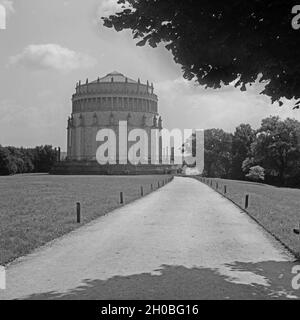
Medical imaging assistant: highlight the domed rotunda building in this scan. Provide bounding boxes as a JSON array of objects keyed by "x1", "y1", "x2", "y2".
[{"x1": 52, "y1": 71, "x2": 178, "y2": 175}]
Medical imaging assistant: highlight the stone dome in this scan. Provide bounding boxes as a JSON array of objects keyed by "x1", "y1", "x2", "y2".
[{"x1": 91, "y1": 71, "x2": 137, "y2": 84}]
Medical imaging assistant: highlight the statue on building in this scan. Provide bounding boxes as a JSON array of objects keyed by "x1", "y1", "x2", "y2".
[
  {"x1": 142, "y1": 114, "x2": 147, "y2": 127},
  {"x1": 109, "y1": 112, "x2": 114, "y2": 125},
  {"x1": 153, "y1": 115, "x2": 157, "y2": 128},
  {"x1": 67, "y1": 116, "x2": 72, "y2": 129},
  {"x1": 78, "y1": 113, "x2": 84, "y2": 126},
  {"x1": 158, "y1": 116, "x2": 162, "y2": 129},
  {"x1": 93, "y1": 113, "x2": 98, "y2": 126},
  {"x1": 137, "y1": 78, "x2": 140, "y2": 93},
  {"x1": 127, "y1": 113, "x2": 132, "y2": 125}
]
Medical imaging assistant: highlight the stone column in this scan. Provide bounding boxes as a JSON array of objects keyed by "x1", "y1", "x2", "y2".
[
  {"x1": 76, "y1": 114, "x2": 83, "y2": 160},
  {"x1": 71, "y1": 126, "x2": 76, "y2": 160},
  {"x1": 76, "y1": 126, "x2": 81, "y2": 160},
  {"x1": 81, "y1": 125, "x2": 85, "y2": 160},
  {"x1": 67, "y1": 118, "x2": 71, "y2": 159}
]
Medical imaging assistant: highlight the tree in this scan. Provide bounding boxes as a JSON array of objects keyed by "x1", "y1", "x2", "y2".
[
  {"x1": 0, "y1": 145, "x2": 56, "y2": 175},
  {"x1": 251, "y1": 116, "x2": 300, "y2": 185},
  {"x1": 7, "y1": 146, "x2": 26, "y2": 174},
  {"x1": 20, "y1": 148, "x2": 35, "y2": 173},
  {"x1": 204, "y1": 128, "x2": 232, "y2": 178},
  {"x1": 33, "y1": 145, "x2": 57, "y2": 173},
  {"x1": 103, "y1": 0, "x2": 300, "y2": 107},
  {"x1": 0, "y1": 146, "x2": 15, "y2": 175},
  {"x1": 246, "y1": 165, "x2": 265, "y2": 182},
  {"x1": 232, "y1": 124, "x2": 255, "y2": 179},
  {"x1": 242, "y1": 157, "x2": 256, "y2": 175}
]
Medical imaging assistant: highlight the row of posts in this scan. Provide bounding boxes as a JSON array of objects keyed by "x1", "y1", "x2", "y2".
[
  {"x1": 76, "y1": 176, "x2": 174, "y2": 223},
  {"x1": 199, "y1": 177, "x2": 300, "y2": 237},
  {"x1": 198, "y1": 177, "x2": 249, "y2": 209}
]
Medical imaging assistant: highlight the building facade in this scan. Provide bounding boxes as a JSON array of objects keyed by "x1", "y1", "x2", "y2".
[
  {"x1": 66, "y1": 71, "x2": 163, "y2": 162},
  {"x1": 51, "y1": 71, "x2": 178, "y2": 174}
]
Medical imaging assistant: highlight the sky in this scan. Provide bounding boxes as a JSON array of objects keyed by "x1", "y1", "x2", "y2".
[{"x1": 0, "y1": 0, "x2": 299, "y2": 150}]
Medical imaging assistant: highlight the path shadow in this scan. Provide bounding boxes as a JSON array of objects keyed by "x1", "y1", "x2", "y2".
[{"x1": 22, "y1": 260, "x2": 300, "y2": 300}]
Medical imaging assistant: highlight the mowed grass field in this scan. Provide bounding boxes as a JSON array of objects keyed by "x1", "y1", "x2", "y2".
[
  {"x1": 194, "y1": 177, "x2": 300, "y2": 258},
  {"x1": 0, "y1": 174, "x2": 171, "y2": 265}
]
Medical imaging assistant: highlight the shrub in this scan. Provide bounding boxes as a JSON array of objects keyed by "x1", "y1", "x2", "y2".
[{"x1": 246, "y1": 165, "x2": 265, "y2": 182}]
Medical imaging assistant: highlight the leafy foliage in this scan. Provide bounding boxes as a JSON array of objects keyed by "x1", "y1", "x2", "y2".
[
  {"x1": 232, "y1": 124, "x2": 255, "y2": 179},
  {"x1": 246, "y1": 165, "x2": 265, "y2": 182},
  {"x1": 242, "y1": 157, "x2": 256, "y2": 174},
  {"x1": 201, "y1": 116, "x2": 300, "y2": 186},
  {"x1": 250, "y1": 116, "x2": 300, "y2": 184},
  {"x1": 0, "y1": 145, "x2": 57, "y2": 175},
  {"x1": 33, "y1": 145, "x2": 57, "y2": 173},
  {"x1": 103, "y1": 0, "x2": 300, "y2": 107},
  {"x1": 204, "y1": 128, "x2": 233, "y2": 178}
]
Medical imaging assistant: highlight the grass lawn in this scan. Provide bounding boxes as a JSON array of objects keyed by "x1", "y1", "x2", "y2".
[
  {"x1": 194, "y1": 177, "x2": 300, "y2": 259},
  {"x1": 0, "y1": 174, "x2": 171, "y2": 265}
]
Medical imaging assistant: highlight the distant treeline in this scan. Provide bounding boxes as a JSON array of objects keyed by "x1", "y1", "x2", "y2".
[
  {"x1": 2, "y1": 115, "x2": 300, "y2": 187},
  {"x1": 196, "y1": 116, "x2": 300, "y2": 187},
  {"x1": 0, "y1": 145, "x2": 57, "y2": 175}
]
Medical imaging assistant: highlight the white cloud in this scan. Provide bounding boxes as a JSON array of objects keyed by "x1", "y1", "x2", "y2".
[
  {"x1": 156, "y1": 78, "x2": 300, "y2": 132},
  {"x1": 96, "y1": 0, "x2": 123, "y2": 18},
  {"x1": 9, "y1": 44, "x2": 97, "y2": 72}
]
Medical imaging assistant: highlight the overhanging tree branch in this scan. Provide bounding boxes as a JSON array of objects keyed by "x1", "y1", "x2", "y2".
[{"x1": 102, "y1": 0, "x2": 300, "y2": 108}]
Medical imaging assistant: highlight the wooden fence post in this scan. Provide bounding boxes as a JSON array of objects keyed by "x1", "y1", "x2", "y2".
[
  {"x1": 293, "y1": 223, "x2": 300, "y2": 235},
  {"x1": 245, "y1": 194, "x2": 249, "y2": 209},
  {"x1": 120, "y1": 192, "x2": 124, "y2": 204},
  {"x1": 76, "y1": 202, "x2": 81, "y2": 223}
]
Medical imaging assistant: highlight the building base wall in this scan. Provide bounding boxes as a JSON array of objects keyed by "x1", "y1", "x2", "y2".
[{"x1": 50, "y1": 161, "x2": 179, "y2": 175}]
